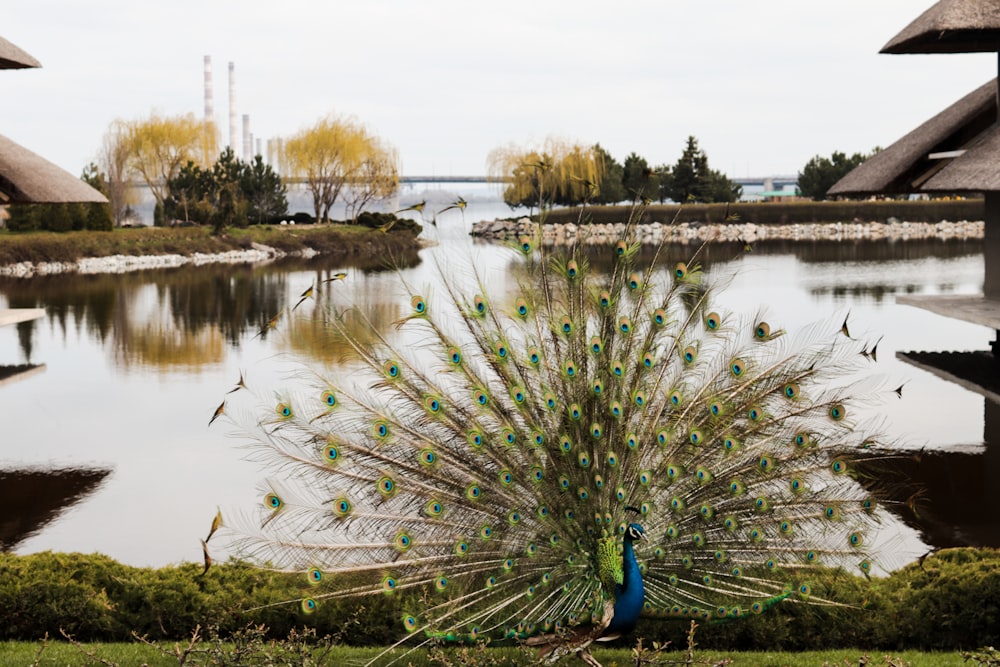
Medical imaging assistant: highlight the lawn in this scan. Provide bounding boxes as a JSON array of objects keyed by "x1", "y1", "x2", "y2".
[{"x1": 0, "y1": 641, "x2": 978, "y2": 667}]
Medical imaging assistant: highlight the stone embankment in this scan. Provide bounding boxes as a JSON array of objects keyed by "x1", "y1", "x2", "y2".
[
  {"x1": 0, "y1": 243, "x2": 317, "y2": 278},
  {"x1": 471, "y1": 218, "x2": 985, "y2": 244}
]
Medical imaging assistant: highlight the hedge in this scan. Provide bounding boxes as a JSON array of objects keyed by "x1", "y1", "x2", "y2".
[
  {"x1": 1, "y1": 548, "x2": 997, "y2": 649},
  {"x1": 540, "y1": 199, "x2": 985, "y2": 226}
]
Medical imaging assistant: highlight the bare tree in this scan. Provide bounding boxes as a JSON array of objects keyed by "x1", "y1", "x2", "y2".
[{"x1": 97, "y1": 120, "x2": 135, "y2": 225}]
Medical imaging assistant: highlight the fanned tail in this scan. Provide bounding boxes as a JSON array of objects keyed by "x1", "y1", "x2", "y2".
[{"x1": 220, "y1": 219, "x2": 892, "y2": 663}]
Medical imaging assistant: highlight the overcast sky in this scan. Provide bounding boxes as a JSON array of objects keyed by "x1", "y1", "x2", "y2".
[{"x1": 5, "y1": 1, "x2": 997, "y2": 180}]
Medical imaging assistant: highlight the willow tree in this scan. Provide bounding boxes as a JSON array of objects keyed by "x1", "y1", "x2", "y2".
[
  {"x1": 95, "y1": 119, "x2": 137, "y2": 226},
  {"x1": 122, "y1": 112, "x2": 217, "y2": 221},
  {"x1": 487, "y1": 138, "x2": 604, "y2": 211},
  {"x1": 343, "y1": 136, "x2": 400, "y2": 222},
  {"x1": 283, "y1": 115, "x2": 396, "y2": 224}
]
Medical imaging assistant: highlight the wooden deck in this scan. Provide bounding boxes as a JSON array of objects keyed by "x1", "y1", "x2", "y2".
[
  {"x1": 896, "y1": 294, "x2": 1000, "y2": 330},
  {"x1": 897, "y1": 350, "x2": 1000, "y2": 404},
  {"x1": 0, "y1": 308, "x2": 45, "y2": 327}
]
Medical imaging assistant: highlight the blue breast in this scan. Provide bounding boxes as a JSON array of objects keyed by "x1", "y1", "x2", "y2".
[{"x1": 605, "y1": 537, "x2": 645, "y2": 634}]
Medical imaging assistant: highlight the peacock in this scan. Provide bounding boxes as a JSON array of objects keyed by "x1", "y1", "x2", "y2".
[{"x1": 217, "y1": 222, "x2": 891, "y2": 665}]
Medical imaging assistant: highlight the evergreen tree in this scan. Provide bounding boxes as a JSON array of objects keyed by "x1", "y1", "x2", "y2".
[
  {"x1": 5, "y1": 205, "x2": 38, "y2": 232},
  {"x1": 654, "y1": 164, "x2": 673, "y2": 203},
  {"x1": 166, "y1": 161, "x2": 212, "y2": 224},
  {"x1": 798, "y1": 150, "x2": 872, "y2": 200},
  {"x1": 45, "y1": 204, "x2": 74, "y2": 232},
  {"x1": 85, "y1": 203, "x2": 114, "y2": 231},
  {"x1": 165, "y1": 149, "x2": 287, "y2": 231},
  {"x1": 622, "y1": 152, "x2": 658, "y2": 203},
  {"x1": 210, "y1": 148, "x2": 250, "y2": 232},
  {"x1": 242, "y1": 155, "x2": 288, "y2": 225},
  {"x1": 591, "y1": 144, "x2": 625, "y2": 205},
  {"x1": 666, "y1": 136, "x2": 739, "y2": 204}
]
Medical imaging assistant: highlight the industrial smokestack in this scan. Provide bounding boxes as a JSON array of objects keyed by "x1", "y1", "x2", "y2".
[
  {"x1": 242, "y1": 114, "x2": 251, "y2": 160},
  {"x1": 228, "y1": 62, "x2": 237, "y2": 152},
  {"x1": 203, "y1": 55, "x2": 213, "y2": 123}
]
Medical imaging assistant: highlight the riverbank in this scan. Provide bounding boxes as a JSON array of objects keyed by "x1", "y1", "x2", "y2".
[
  {"x1": 472, "y1": 217, "x2": 985, "y2": 245},
  {"x1": 0, "y1": 225, "x2": 422, "y2": 278},
  {"x1": 0, "y1": 211, "x2": 986, "y2": 278}
]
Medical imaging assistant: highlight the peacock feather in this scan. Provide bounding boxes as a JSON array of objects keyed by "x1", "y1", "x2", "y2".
[{"x1": 219, "y1": 224, "x2": 889, "y2": 665}]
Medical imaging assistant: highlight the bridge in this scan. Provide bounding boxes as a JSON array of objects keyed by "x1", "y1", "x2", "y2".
[
  {"x1": 400, "y1": 175, "x2": 799, "y2": 188},
  {"x1": 129, "y1": 174, "x2": 799, "y2": 189}
]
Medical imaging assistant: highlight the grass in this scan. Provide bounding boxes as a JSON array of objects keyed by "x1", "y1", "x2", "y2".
[
  {"x1": 0, "y1": 224, "x2": 420, "y2": 268},
  {"x1": 0, "y1": 641, "x2": 975, "y2": 666}
]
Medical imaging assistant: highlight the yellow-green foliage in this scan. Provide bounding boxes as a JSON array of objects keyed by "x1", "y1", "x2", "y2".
[
  {"x1": 281, "y1": 114, "x2": 399, "y2": 223},
  {"x1": 120, "y1": 112, "x2": 217, "y2": 209},
  {"x1": 488, "y1": 137, "x2": 605, "y2": 208}
]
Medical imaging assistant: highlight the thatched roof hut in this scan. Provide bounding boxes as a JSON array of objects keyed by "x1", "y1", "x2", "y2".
[
  {"x1": 828, "y1": 0, "x2": 1000, "y2": 378},
  {"x1": 0, "y1": 35, "x2": 105, "y2": 204},
  {"x1": 828, "y1": 79, "x2": 997, "y2": 196},
  {"x1": 0, "y1": 133, "x2": 107, "y2": 204},
  {"x1": 881, "y1": 0, "x2": 1000, "y2": 54},
  {"x1": 0, "y1": 36, "x2": 40, "y2": 69},
  {"x1": 830, "y1": 0, "x2": 1000, "y2": 197}
]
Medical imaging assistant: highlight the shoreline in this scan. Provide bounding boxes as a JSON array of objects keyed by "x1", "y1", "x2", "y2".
[
  {"x1": 0, "y1": 218, "x2": 985, "y2": 278},
  {"x1": 471, "y1": 217, "x2": 985, "y2": 245},
  {"x1": 0, "y1": 242, "x2": 317, "y2": 278}
]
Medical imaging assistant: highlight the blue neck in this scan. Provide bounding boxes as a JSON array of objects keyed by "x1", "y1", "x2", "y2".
[{"x1": 606, "y1": 537, "x2": 645, "y2": 634}]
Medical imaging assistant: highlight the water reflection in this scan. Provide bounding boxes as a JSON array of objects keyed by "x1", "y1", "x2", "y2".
[
  {"x1": 855, "y1": 399, "x2": 1000, "y2": 550},
  {"x1": 0, "y1": 229, "x2": 994, "y2": 567},
  {"x1": 0, "y1": 251, "x2": 422, "y2": 368},
  {"x1": 0, "y1": 467, "x2": 111, "y2": 550}
]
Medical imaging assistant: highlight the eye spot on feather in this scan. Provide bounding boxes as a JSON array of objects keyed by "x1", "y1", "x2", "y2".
[{"x1": 410, "y1": 295, "x2": 426, "y2": 315}]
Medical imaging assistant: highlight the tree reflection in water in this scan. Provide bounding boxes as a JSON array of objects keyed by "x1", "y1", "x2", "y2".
[{"x1": 0, "y1": 235, "x2": 994, "y2": 567}]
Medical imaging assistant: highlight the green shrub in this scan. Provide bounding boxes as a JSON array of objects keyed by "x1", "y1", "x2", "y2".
[
  {"x1": 871, "y1": 548, "x2": 1000, "y2": 650},
  {"x1": 354, "y1": 211, "x2": 422, "y2": 235},
  {"x1": 5, "y1": 204, "x2": 39, "y2": 231},
  {"x1": 2, "y1": 549, "x2": 1000, "y2": 650},
  {"x1": 86, "y1": 203, "x2": 115, "y2": 231}
]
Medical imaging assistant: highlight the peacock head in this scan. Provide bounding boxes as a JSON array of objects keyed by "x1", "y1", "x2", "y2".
[{"x1": 624, "y1": 523, "x2": 648, "y2": 543}]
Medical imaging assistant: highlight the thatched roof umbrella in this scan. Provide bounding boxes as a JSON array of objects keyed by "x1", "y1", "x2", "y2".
[
  {"x1": 0, "y1": 36, "x2": 40, "y2": 70},
  {"x1": 880, "y1": 0, "x2": 1000, "y2": 55},
  {"x1": 0, "y1": 133, "x2": 106, "y2": 204}
]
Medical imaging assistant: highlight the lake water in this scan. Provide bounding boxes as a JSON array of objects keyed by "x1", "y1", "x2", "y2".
[{"x1": 0, "y1": 185, "x2": 994, "y2": 571}]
